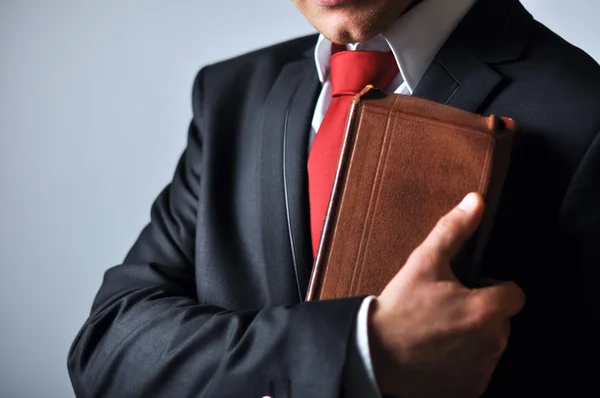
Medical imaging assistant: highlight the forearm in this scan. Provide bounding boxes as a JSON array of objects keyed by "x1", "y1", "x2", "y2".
[{"x1": 68, "y1": 262, "x2": 364, "y2": 398}]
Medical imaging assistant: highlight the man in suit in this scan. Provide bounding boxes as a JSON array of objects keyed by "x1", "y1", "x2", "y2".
[{"x1": 68, "y1": 0, "x2": 600, "y2": 396}]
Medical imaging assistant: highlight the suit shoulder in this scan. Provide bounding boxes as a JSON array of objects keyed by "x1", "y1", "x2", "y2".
[
  {"x1": 528, "y1": 20, "x2": 600, "y2": 103},
  {"x1": 514, "y1": 21, "x2": 600, "y2": 163},
  {"x1": 189, "y1": 33, "x2": 318, "y2": 134},
  {"x1": 196, "y1": 34, "x2": 317, "y2": 89},
  {"x1": 190, "y1": 34, "x2": 317, "y2": 112},
  {"x1": 209, "y1": 34, "x2": 318, "y2": 68}
]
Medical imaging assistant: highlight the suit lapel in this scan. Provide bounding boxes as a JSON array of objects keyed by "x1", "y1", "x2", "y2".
[
  {"x1": 258, "y1": 56, "x2": 319, "y2": 303},
  {"x1": 414, "y1": 0, "x2": 533, "y2": 113},
  {"x1": 283, "y1": 66, "x2": 321, "y2": 299},
  {"x1": 413, "y1": 36, "x2": 503, "y2": 113}
]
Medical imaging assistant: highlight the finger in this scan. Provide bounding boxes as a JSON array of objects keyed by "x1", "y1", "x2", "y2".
[
  {"x1": 472, "y1": 280, "x2": 526, "y2": 319},
  {"x1": 473, "y1": 277, "x2": 503, "y2": 288},
  {"x1": 407, "y1": 192, "x2": 485, "y2": 276}
]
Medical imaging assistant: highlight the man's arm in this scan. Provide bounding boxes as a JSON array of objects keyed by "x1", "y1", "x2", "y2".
[
  {"x1": 67, "y1": 69, "x2": 365, "y2": 397},
  {"x1": 67, "y1": 66, "x2": 525, "y2": 398},
  {"x1": 557, "y1": 131, "x2": 600, "y2": 367}
]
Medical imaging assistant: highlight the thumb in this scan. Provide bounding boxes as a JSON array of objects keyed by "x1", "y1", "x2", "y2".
[
  {"x1": 406, "y1": 192, "x2": 485, "y2": 280},
  {"x1": 472, "y1": 280, "x2": 526, "y2": 319}
]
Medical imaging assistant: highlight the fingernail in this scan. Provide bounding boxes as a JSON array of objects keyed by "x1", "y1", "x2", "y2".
[{"x1": 458, "y1": 193, "x2": 478, "y2": 213}]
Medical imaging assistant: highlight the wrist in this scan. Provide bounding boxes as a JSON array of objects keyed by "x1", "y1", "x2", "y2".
[{"x1": 368, "y1": 298, "x2": 398, "y2": 396}]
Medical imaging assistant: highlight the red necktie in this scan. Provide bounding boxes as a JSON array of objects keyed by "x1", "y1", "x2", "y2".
[{"x1": 308, "y1": 47, "x2": 399, "y2": 256}]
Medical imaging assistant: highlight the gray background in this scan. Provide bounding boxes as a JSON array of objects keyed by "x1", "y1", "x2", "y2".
[{"x1": 1, "y1": 1, "x2": 598, "y2": 397}]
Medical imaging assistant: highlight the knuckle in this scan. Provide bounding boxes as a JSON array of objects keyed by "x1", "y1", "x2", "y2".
[
  {"x1": 406, "y1": 245, "x2": 425, "y2": 264},
  {"x1": 435, "y1": 213, "x2": 460, "y2": 236},
  {"x1": 407, "y1": 245, "x2": 435, "y2": 267},
  {"x1": 465, "y1": 312, "x2": 487, "y2": 331},
  {"x1": 466, "y1": 298, "x2": 496, "y2": 329}
]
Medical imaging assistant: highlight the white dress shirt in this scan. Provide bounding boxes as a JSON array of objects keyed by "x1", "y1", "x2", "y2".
[{"x1": 308, "y1": 0, "x2": 477, "y2": 395}]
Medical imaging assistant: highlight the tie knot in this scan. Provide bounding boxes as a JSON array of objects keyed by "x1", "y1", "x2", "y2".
[{"x1": 329, "y1": 50, "x2": 399, "y2": 97}]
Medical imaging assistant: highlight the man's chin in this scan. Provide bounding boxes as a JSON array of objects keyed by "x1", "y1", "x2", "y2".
[
  {"x1": 315, "y1": 19, "x2": 383, "y2": 44},
  {"x1": 327, "y1": 32, "x2": 378, "y2": 45},
  {"x1": 308, "y1": 6, "x2": 399, "y2": 44}
]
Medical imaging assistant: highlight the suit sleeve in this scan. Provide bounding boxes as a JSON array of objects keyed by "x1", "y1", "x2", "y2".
[
  {"x1": 67, "y1": 68, "x2": 365, "y2": 398},
  {"x1": 558, "y1": 131, "x2": 600, "y2": 321},
  {"x1": 556, "y1": 131, "x2": 600, "y2": 383}
]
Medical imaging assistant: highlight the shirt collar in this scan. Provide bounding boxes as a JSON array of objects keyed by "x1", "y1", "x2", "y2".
[{"x1": 314, "y1": 0, "x2": 477, "y2": 94}]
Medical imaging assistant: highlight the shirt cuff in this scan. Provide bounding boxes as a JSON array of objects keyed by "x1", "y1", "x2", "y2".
[
  {"x1": 343, "y1": 295, "x2": 381, "y2": 397},
  {"x1": 356, "y1": 295, "x2": 379, "y2": 392}
]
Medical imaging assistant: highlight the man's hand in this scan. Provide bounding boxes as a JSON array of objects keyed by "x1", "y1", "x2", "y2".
[{"x1": 369, "y1": 192, "x2": 525, "y2": 398}]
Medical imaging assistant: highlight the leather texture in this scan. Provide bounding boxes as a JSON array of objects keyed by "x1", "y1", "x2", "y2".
[{"x1": 307, "y1": 87, "x2": 516, "y2": 300}]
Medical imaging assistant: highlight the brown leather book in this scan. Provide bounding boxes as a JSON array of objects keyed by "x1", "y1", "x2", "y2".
[{"x1": 306, "y1": 86, "x2": 517, "y2": 301}]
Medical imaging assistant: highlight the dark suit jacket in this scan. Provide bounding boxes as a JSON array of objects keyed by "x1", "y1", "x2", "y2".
[{"x1": 68, "y1": 0, "x2": 600, "y2": 396}]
